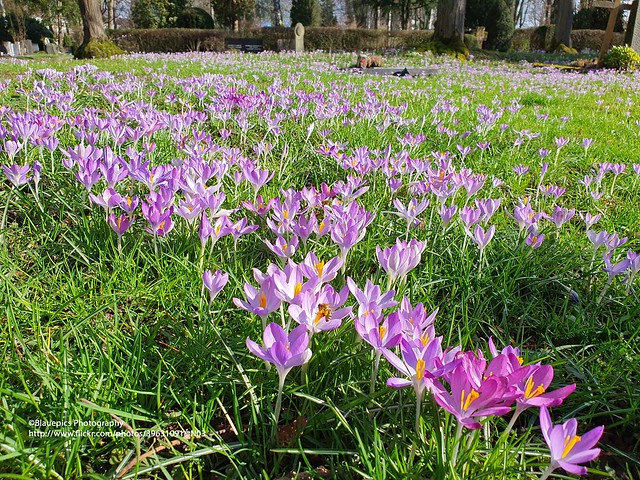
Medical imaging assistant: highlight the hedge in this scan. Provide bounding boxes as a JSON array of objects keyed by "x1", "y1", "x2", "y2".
[
  {"x1": 109, "y1": 27, "x2": 624, "y2": 55},
  {"x1": 110, "y1": 27, "x2": 482, "y2": 54},
  {"x1": 512, "y1": 26, "x2": 623, "y2": 52}
]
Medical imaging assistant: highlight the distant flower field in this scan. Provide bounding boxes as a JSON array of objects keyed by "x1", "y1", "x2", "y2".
[{"x1": 0, "y1": 51, "x2": 638, "y2": 479}]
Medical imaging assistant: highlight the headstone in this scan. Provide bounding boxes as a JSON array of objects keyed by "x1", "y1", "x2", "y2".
[
  {"x1": 277, "y1": 38, "x2": 294, "y2": 51},
  {"x1": 45, "y1": 43, "x2": 57, "y2": 55},
  {"x1": 631, "y1": 6, "x2": 640, "y2": 53},
  {"x1": 25, "y1": 40, "x2": 34, "y2": 54},
  {"x1": 224, "y1": 38, "x2": 263, "y2": 53},
  {"x1": 1, "y1": 42, "x2": 12, "y2": 56},
  {"x1": 294, "y1": 23, "x2": 305, "y2": 53},
  {"x1": 15, "y1": 41, "x2": 23, "y2": 55},
  {"x1": 31, "y1": 41, "x2": 39, "y2": 53}
]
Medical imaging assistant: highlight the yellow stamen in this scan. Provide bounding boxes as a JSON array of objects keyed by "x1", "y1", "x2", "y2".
[
  {"x1": 420, "y1": 333, "x2": 429, "y2": 347},
  {"x1": 282, "y1": 243, "x2": 288, "y2": 251},
  {"x1": 259, "y1": 292, "x2": 267, "y2": 308},
  {"x1": 158, "y1": 221, "x2": 165, "y2": 231},
  {"x1": 318, "y1": 221, "x2": 325, "y2": 232},
  {"x1": 524, "y1": 376, "x2": 546, "y2": 399},
  {"x1": 460, "y1": 389, "x2": 480, "y2": 411},
  {"x1": 517, "y1": 356, "x2": 524, "y2": 365},
  {"x1": 127, "y1": 196, "x2": 133, "y2": 207},
  {"x1": 294, "y1": 282, "x2": 302, "y2": 297},
  {"x1": 149, "y1": 173, "x2": 155, "y2": 182},
  {"x1": 415, "y1": 359, "x2": 425, "y2": 381},
  {"x1": 562, "y1": 435, "x2": 581, "y2": 458},
  {"x1": 379, "y1": 326, "x2": 386, "y2": 340},
  {"x1": 315, "y1": 261, "x2": 325, "y2": 277},
  {"x1": 283, "y1": 210, "x2": 289, "y2": 219},
  {"x1": 117, "y1": 217, "x2": 123, "y2": 229}
]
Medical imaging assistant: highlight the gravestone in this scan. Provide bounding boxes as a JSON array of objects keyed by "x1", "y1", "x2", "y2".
[
  {"x1": 631, "y1": 4, "x2": 640, "y2": 52},
  {"x1": 1, "y1": 42, "x2": 12, "y2": 56},
  {"x1": 45, "y1": 43, "x2": 58, "y2": 54},
  {"x1": 25, "y1": 40, "x2": 34, "y2": 54},
  {"x1": 294, "y1": 23, "x2": 304, "y2": 53},
  {"x1": 224, "y1": 38, "x2": 264, "y2": 53}
]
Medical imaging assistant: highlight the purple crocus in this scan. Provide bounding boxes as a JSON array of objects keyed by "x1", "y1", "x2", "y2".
[
  {"x1": 539, "y1": 407, "x2": 603, "y2": 478},
  {"x1": 468, "y1": 224, "x2": 496, "y2": 251},
  {"x1": 203, "y1": 269, "x2": 229, "y2": 305},
  {"x1": 233, "y1": 278, "x2": 282, "y2": 329},
  {"x1": 376, "y1": 238, "x2": 425, "y2": 288},
  {"x1": 108, "y1": 213, "x2": 133, "y2": 236},
  {"x1": 246, "y1": 323, "x2": 312, "y2": 426},
  {"x1": 265, "y1": 235, "x2": 299, "y2": 260},
  {"x1": 2, "y1": 163, "x2": 31, "y2": 187}
]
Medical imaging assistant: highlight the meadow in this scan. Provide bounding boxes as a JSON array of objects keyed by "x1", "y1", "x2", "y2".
[{"x1": 0, "y1": 51, "x2": 639, "y2": 479}]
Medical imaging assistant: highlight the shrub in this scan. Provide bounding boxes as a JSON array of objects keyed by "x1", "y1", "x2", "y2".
[
  {"x1": 175, "y1": 7, "x2": 215, "y2": 29},
  {"x1": 111, "y1": 29, "x2": 226, "y2": 52},
  {"x1": 530, "y1": 25, "x2": 554, "y2": 51},
  {"x1": 511, "y1": 28, "x2": 531, "y2": 51},
  {"x1": 601, "y1": 44, "x2": 640, "y2": 70},
  {"x1": 573, "y1": 7, "x2": 624, "y2": 32}
]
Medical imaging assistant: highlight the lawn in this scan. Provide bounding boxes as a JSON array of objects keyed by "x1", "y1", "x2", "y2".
[{"x1": 0, "y1": 51, "x2": 639, "y2": 479}]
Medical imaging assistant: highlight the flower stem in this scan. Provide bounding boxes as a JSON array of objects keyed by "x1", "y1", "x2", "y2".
[
  {"x1": 272, "y1": 374, "x2": 286, "y2": 441},
  {"x1": 451, "y1": 421, "x2": 464, "y2": 468},
  {"x1": 408, "y1": 393, "x2": 422, "y2": 465},
  {"x1": 369, "y1": 351, "x2": 381, "y2": 397},
  {"x1": 538, "y1": 465, "x2": 555, "y2": 480}
]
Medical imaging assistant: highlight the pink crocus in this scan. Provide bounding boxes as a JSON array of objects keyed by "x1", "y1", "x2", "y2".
[
  {"x1": 433, "y1": 362, "x2": 514, "y2": 429},
  {"x1": 539, "y1": 407, "x2": 603, "y2": 478},
  {"x1": 385, "y1": 336, "x2": 456, "y2": 402}
]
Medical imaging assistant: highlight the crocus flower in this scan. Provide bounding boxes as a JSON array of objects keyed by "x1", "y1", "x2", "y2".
[
  {"x1": 3, "y1": 163, "x2": 31, "y2": 187},
  {"x1": 468, "y1": 224, "x2": 496, "y2": 251},
  {"x1": 203, "y1": 270, "x2": 229, "y2": 305},
  {"x1": 385, "y1": 336, "x2": 456, "y2": 403},
  {"x1": 433, "y1": 362, "x2": 514, "y2": 429},
  {"x1": 515, "y1": 365, "x2": 576, "y2": 412},
  {"x1": 376, "y1": 238, "x2": 425, "y2": 287},
  {"x1": 288, "y1": 286, "x2": 351, "y2": 334},
  {"x1": 347, "y1": 278, "x2": 397, "y2": 320},
  {"x1": 539, "y1": 406, "x2": 603, "y2": 477},
  {"x1": 233, "y1": 278, "x2": 282, "y2": 328},
  {"x1": 392, "y1": 198, "x2": 429, "y2": 227},
  {"x1": 299, "y1": 252, "x2": 342, "y2": 284},
  {"x1": 432, "y1": 206, "x2": 455, "y2": 232},
  {"x1": 246, "y1": 323, "x2": 312, "y2": 425},
  {"x1": 265, "y1": 235, "x2": 299, "y2": 260},
  {"x1": 108, "y1": 213, "x2": 133, "y2": 237}
]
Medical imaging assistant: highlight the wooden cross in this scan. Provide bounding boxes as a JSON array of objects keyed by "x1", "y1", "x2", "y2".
[{"x1": 596, "y1": 0, "x2": 635, "y2": 60}]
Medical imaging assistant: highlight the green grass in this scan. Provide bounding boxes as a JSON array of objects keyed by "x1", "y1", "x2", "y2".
[{"x1": 0, "y1": 51, "x2": 639, "y2": 479}]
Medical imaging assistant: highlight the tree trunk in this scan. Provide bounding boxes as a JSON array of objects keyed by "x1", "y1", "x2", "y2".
[
  {"x1": 434, "y1": 0, "x2": 466, "y2": 44},
  {"x1": 78, "y1": 0, "x2": 107, "y2": 43},
  {"x1": 553, "y1": 0, "x2": 573, "y2": 47}
]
